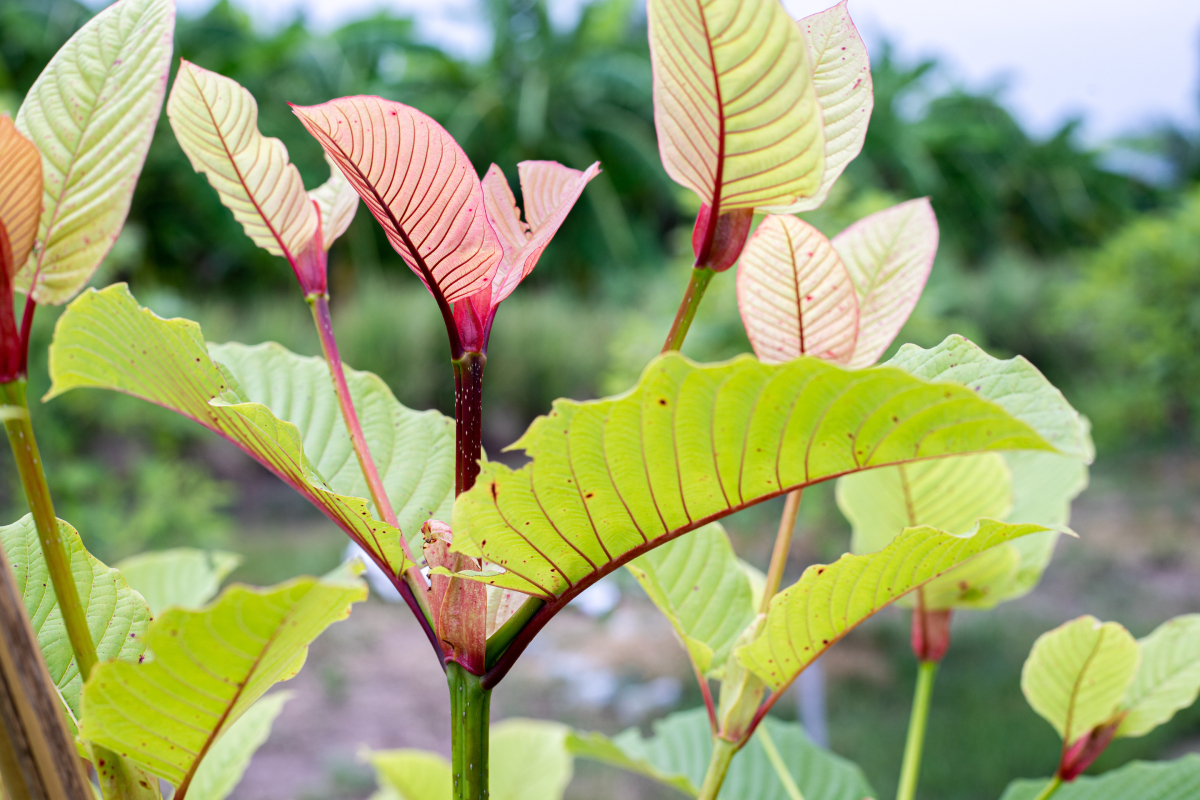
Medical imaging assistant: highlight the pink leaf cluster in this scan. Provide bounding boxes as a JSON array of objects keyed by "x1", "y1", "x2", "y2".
[{"x1": 293, "y1": 97, "x2": 598, "y2": 356}]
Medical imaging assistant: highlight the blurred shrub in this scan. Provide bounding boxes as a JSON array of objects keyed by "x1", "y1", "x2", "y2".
[{"x1": 1055, "y1": 185, "x2": 1200, "y2": 447}]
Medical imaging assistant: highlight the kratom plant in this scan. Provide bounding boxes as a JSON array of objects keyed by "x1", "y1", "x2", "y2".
[{"x1": 0, "y1": 2, "x2": 1196, "y2": 800}]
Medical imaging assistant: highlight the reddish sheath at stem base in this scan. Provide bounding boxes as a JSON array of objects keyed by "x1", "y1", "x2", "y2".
[{"x1": 911, "y1": 599, "x2": 952, "y2": 663}]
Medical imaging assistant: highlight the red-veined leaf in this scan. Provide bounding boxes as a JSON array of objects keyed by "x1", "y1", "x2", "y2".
[
  {"x1": 648, "y1": 0, "x2": 825, "y2": 213},
  {"x1": 762, "y1": 1, "x2": 873, "y2": 214},
  {"x1": 293, "y1": 97, "x2": 501, "y2": 307},
  {"x1": 736, "y1": 215, "x2": 859, "y2": 364},
  {"x1": 0, "y1": 115, "x2": 43, "y2": 278},
  {"x1": 168, "y1": 60, "x2": 317, "y2": 265},
  {"x1": 836, "y1": 198, "x2": 939, "y2": 368},
  {"x1": 308, "y1": 154, "x2": 359, "y2": 250}
]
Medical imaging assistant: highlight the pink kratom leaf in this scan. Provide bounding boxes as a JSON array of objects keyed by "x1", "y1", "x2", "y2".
[
  {"x1": 736, "y1": 215, "x2": 859, "y2": 364},
  {"x1": 834, "y1": 198, "x2": 939, "y2": 369},
  {"x1": 761, "y1": 1, "x2": 874, "y2": 214},
  {"x1": 0, "y1": 116, "x2": 43, "y2": 280},
  {"x1": 487, "y1": 161, "x2": 600, "y2": 305},
  {"x1": 292, "y1": 97, "x2": 502, "y2": 311}
]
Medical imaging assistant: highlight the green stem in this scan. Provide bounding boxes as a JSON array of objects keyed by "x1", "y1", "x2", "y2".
[
  {"x1": 896, "y1": 660, "x2": 939, "y2": 800},
  {"x1": 0, "y1": 382, "x2": 95, "y2": 680},
  {"x1": 761, "y1": 489, "x2": 802, "y2": 613},
  {"x1": 697, "y1": 738, "x2": 738, "y2": 800},
  {"x1": 1032, "y1": 776, "x2": 1063, "y2": 800},
  {"x1": 447, "y1": 662, "x2": 491, "y2": 800},
  {"x1": 662, "y1": 267, "x2": 714, "y2": 353},
  {"x1": 756, "y1": 725, "x2": 804, "y2": 800}
]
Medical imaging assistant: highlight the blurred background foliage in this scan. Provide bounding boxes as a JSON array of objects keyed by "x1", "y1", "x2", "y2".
[{"x1": 2, "y1": 1, "x2": 1200, "y2": 797}]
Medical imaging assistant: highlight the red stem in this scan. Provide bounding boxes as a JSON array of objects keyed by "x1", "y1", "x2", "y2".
[
  {"x1": 453, "y1": 352, "x2": 486, "y2": 496},
  {"x1": 16, "y1": 295, "x2": 34, "y2": 379},
  {"x1": 308, "y1": 294, "x2": 442, "y2": 661}
]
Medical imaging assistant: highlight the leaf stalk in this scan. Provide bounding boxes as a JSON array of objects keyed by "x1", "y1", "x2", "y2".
[
  {"x1": 761, "y1": 489, "x2": 802, "y2": 613},
  {"x1": 662, "y1": 267, "x2": 714, "y2": 353},
  {"x1": 306, "y1": 295, "x2": 440, "y2": 655},
  {"x1": 0, "y1": 381, "x2": 95, "y2": 680},
  {"x1": 453, "y1": 352, "x2": 487, "y2": 496},
  {"x1": 1031, "y1": 776, "x2": 1063, "y2": 800},
  {"x1": 896, "y1": 659, "x2": 939, "y2": 800}
]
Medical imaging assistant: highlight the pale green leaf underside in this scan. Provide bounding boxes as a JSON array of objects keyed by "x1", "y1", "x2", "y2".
[
  {"x1": 80, "y1": 573, "x2": 366, "y2": 791},
  {"x1": 1000, "y1": 756, "x2": 1200, "y2": 800},
  {"x1": 568, "y1": 708, "x2": 875, "y2": 800},
  {"x1": 451, "y1": 336, "x2": 1082, "y2": 601},
  {"x1": 740, "y1": 520, "x2": 1048, "y2": 691},
  {"x1": 46, "y1": 284, "x2": 421, "y2": 577},
  {"x1": 1118, "y1": 614, "x2": 1200, "y2": 738},
  {"x1": 167, "y1": 60, "x2": 317, "y2": 262},
  {"x1": 15, "y1": 0, "x2": 174, "y2": 304},
  {"x1": 648, "y1": 0, "x2": 825, "y2": 210},
  {"x1": 210, "y1": 342, "x2": 455, "y2": 543},
  {"x1": 371, "y1": 719, "x2": 571, "y2": 800},
  {"x1": 626, "y1": 522, "x2": 754, "y2": 676},
  {"x1": 1020, "y1": 615, "x2": 1140, "y2": 744},
  {"x1": 115, "y1": 548, "x2": 241, "y2": 615},
  {"x1": 837, "y1": 449, "x2": 1088, "y2": 611},
  {"x1": 760, "y1": 0, "x2": 874, "y2": 215},
  {"x1": 185, "y1": 692, "x2": 290, "y2": 800},
  {"x1": 0, "y1": 514, "x2": 150, "y2": 716}
]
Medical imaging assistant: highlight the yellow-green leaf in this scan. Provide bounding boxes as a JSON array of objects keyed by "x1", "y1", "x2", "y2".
[
  {"x1": 738, "y1": 520, "x2": 1048, "y2": 692},
  {"x1": 115, "y1": 548, "x2": 242, "y2": 615},
  {"x1": 0, "y1": 514, "x2": 150, "y2": 716},
  {"x1": 0, "y1": 115, "x2": 43, "y2": 276},
  {"x1": 46, "y1": 284, "x2": 422, "y2": 579},
  {"x1": 1020, "y1": 615, "x2": 1140, "y2": 745},
  {"x1": 648, "y1": 0, "x2": 825, "y2": 211},
  {"x1": 15, "y1": 0, "x2": 174, "y2": 304},
  {"x1": 451, "y1": 336, "x2": 1086, "y2": 605},
  {"x1": 185, "y1": 692, "x2": 290, "y2": 800},
  {"x1": 1117, "y1": 614, "x2": 1200, "y2": 738},
  {"x1": 625, "y1": 522, "x2": 755, "y2": 677},
  {"x1": 80, "y1": 571, "x2": 366, "y2": 794}
]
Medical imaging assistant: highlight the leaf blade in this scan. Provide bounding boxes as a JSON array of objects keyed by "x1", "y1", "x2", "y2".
[
  {"x1": 15, "y1": 0, "x2": 174, "y2": 304},
  {"x1": 837, "y1": 198, "x2": 939, "y2": 369},
  {"x1": 184, "y1": 692, "x2": 290, "y2": 800},
  {"x1": 167, "y1": 60, "x2": 317, "y2": 263},
  {"x1": 1020, "y1": 615, "x2": 1141, "y2": 745},
  {"x1": 736, "y1": 214, "x2": 859, "y2": 365},
  {"x1": 760, "y1": 0, "x2": 874, "y2": 215},
  {"x1": 115, "y1": 548, "x2": 242, "y2": 615},
  {"x1": 1000, "y1": 756, "x2": 1200, "y2": 800},
  {"x1": 80, "y1": 573, "x2": 366, "y2": 792},
  {"x1": 1117, "y1": 614, "x2": 1200, "y2": 738},
  {"x1": 648, "y1": 0, "x2": 825, "y2": 211},
  {"x1": 292, "y1": 96, "x2": 501, "y2": 305},
  {"x1": 738, "y1": 520, "x2": 1049, "y2": 691},
  {"x1": 0, "y1": 115, "x2": 43, "y2": 274}
]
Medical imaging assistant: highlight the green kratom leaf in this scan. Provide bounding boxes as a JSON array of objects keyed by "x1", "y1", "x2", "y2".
[
  {"x1": 451, "y1": 336, "x2": 1087, "y2": 601},
  {"x1": 884, "y1": 335, "x2": 1093, "y2": 461},
  {"x1": 1117, "y1": 614, "x2": 1200, "y2": 738},
  {"x1": 1021, "y1": 616, "x2": 1141, "y2": 745},
  {"x1": 80, "y1": 569, "x2": 366, "y2": 794},
  {"x1": 568, "y1": 708, "x2": 875, "y2": 800},
  {"x1": 0, "y1": 514, "x2": 150, "y2": 716},
  {"x1": 627, "y1": 523, "x2": 755, "y2": 677},
  {"x1": 209, "y1": 342, "x2": 455, "y2": 541},
  {"x1": 46, "y1": 284, "x2": 435, "y2": 577},
  {"x1": 370, "y1": 719, "x2": 571, "y2": 800},
  {"x1": 369, "y1": 750, "x2": 450, "y2": 800},
  {"x1": 764, "y1": 0, "x2": 873, "y2": 215},
  {"x1": 115, "y1": 548, "x2": 241, "y2": 615},
  {"x1": 738, "y1": 520, "x2": 1048, "y2": 692},
  {"x1": 647, "y1": 0, "x2": 825, "y2": 211},
  {"x1": 1000, "y1": 756, "x2": 1200, "y2": 800},
  {"x1": 185, "y1": 692, "x2": 289, "y2": 800},
  {"x1": 15, "y1": 0, "x2": 174, "y2": 304}
]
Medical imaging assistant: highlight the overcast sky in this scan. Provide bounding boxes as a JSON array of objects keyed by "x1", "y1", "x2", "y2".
[{"x1": 162, "y1": 0, "x2": 1200, "y2": 142}]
